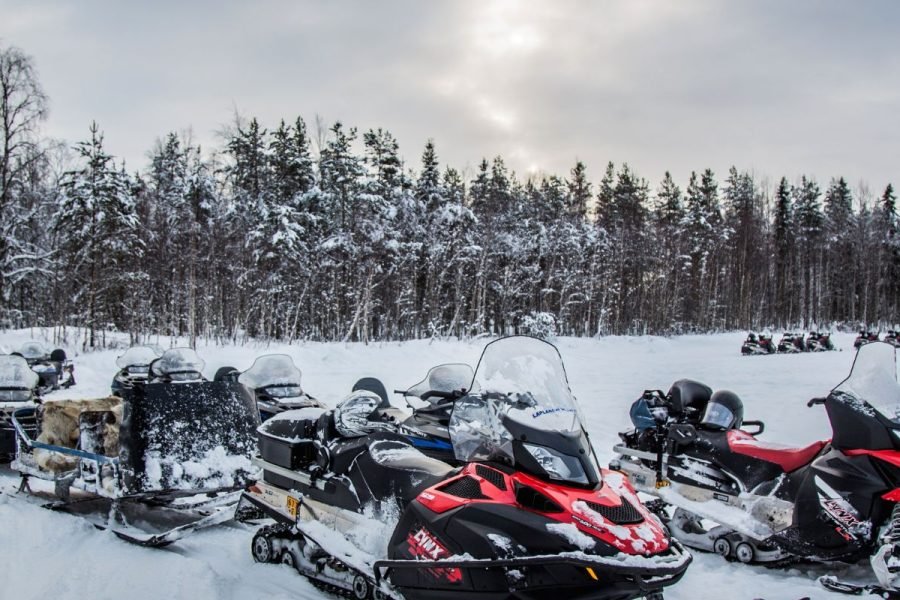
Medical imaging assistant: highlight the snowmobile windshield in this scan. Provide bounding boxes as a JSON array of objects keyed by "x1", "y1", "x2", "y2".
[
  {"x1": 405, "y1": 363, "x2": 475, "y2": 401},
  {"x1": 238, "y1": 354, "x2": 302, "y2": 391},
  {"x1": 834, "y1": 342, "x2": 900, "y2": 424},
  {"x1": 18, "y1": 341, "x2": 49, "y2": 361},
  {"x1": 0, "y1": 354, "x2": 39, "y2": 390},
  {"x1": 151, "y1": 348, "x2": 205, "y2": 378},
  {"x1": 116, "y1": 346, "x2": 161, "y2": 369},
  {"x1": 450, "y1": 337, "x2": 584, "y2": 467}
]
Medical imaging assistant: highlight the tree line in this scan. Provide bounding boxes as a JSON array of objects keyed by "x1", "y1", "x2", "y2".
[{"x1": 1, "y1": 44, "x2": 898, "y2": 347}]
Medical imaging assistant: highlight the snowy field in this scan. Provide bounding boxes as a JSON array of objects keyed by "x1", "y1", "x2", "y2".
[{"x1": 0, "y1": 329, "x2": 877, "y2": 599}]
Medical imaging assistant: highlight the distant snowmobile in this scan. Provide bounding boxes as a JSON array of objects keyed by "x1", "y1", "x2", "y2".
[
  {"x1": 110, "y1": 345, "x2": 162, "y2": 396},
  {"x1": 886, "y1": 330, "x2": 900, "y2": 349},
  {"x1": 855, "y1": 329, "x2": 881, "y2": 349},
  {"x1": 15, "y1": 340, "x2": 75, "y2": 394},
  {"x1": 239, "y1": 336, "x2": 691, "y2": 600},
  {"x1": 805, "y1": 331, "x2": 835, "y2": 352},
  {"x1": 612, "y1": 342, "x2": 900, "y2": 597},
  {"x1": 0, "y1": 354, "x2": 40, "y2": 461},
  {"x1": 776, "y1": 332, "x2": 805, "y2": 353},
  {"x1": 235, "y1": 354, "x2": 324, "y2": 421},
  {"x1": 10, "y1": 347, "x2": 260, "y2": 547},
  {"x1": 741, "y1": 333, "x2": 776, "y2": 355}
]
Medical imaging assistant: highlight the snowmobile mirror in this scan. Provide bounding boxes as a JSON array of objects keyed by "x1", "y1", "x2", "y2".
[
  {"x1": 807, "y1": 397, "x2": 826, "y2": 407},
  {"x1": 741, "y1": 420, "x2": 765, "y2": 435},
  {"x1": 667, "y1": 424, "x2": 698, "y2": 447}
]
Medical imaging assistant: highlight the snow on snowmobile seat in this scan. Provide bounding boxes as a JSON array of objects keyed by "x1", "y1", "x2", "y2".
[
  {"x1": 368, "y1": 438, "x2": 453, "y2": 478},
  {"x1": 726, "y1": 429, "x2": 827, "y2": 472},
  {"x1": 667, "y1": 379, "x2": 712, "y2": 420}
]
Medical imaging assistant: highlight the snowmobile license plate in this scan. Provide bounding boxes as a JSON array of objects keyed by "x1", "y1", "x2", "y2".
[{"x1": 286, "y1": 496, "x2": 299, "y2": 518}]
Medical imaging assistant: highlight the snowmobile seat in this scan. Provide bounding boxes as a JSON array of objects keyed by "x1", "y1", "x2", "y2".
[
  {"x1": 726, "y1": 429, "x2": 827, "y2": 472},
  {"x1": 352, "y1": 377, "x2": 390, "y2": 409},
  {"x1": 667, "y1": 379, "x2": 712, "y2": 421}
]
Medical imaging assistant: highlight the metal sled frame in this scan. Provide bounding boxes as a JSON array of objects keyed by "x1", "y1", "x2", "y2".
[{"x1": 10, "y1": 406, "x2": 243, "y2": 547}]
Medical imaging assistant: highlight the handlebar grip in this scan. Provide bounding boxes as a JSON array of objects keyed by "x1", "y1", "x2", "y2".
[{"x1": 807, "y1": 397, "x2": 826, "y2": 407}]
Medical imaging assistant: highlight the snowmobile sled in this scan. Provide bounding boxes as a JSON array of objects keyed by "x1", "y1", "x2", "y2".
[
  {"x1": 855, "y1": 330, "x2": 881, "y2": 349},
  {"x1": 239, "y1": 336, "x2": 691, "y2": 600},
  {"x1": 886, "y1": 331, "x2": 899, "y2": 349},
  {"x1": 10, "y1": 347, "x2": 261, "y2": 547},
  {"x1": 776, "y1": 332, "x2": 806, "y2": 353},
  {"x1": 612, "y1": 342, "x2": 900, "y2": 596},
  {"x1": 805, "y1": 331, "x2": 835, "y2": 352},
  {"x1": 110, "y1": 345, "x2": 162, "y2": 396},
  {"x1": 15, "y1": 340, "x2": 75, "y2": 394},
  {"x1": 0, "y1": 354, "x2": 40, "y2": 461},
  {"x1": 237, "y1": 354, "x2": 324, "y2": 421},
  {"x1": 741, "y1": 333, "x2": 776, "y2": 355}
]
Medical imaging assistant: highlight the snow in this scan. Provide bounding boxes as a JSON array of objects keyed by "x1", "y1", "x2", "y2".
[
  {"x1": 0, "y1": 328, "x2": 876, "y2": 599},
  {"x1": 546, "y1": 522, "x2": 597, "y2": 550}
]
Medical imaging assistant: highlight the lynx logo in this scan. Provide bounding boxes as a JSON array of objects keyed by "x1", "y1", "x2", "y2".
[
  {"x1": 406, "y1": 527, "x2": 463, "y2": 583},
  {"x1": 815, "y1": 475, "x2": 862, "y2": 540}
]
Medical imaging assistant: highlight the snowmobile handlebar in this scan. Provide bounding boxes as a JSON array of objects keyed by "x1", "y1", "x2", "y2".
[{"x1": 807, "y1": 396, "x2": 827, "y2": 407}]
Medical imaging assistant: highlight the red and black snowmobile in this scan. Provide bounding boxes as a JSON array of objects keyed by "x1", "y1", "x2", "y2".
[
  {"x1": 805, "y1": 330, "x2": 835, "y2": 352},
  {"x1": 613, "y1": 342, "x2": 900, "y2": 597},
  {"x1": 855, "y1": 329, "x2": 881, "y2": 348},
  {"x1": 741, "y1": 333, "x2": 776, "y2": 355},
  {"x1": 239, "y1": 336, "x2": 691, "y2": 600},
  {"x1": 776, "y1": 332, "x2": 806, "y2": 353}
]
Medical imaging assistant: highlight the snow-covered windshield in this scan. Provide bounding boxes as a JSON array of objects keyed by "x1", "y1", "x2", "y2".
[
  {"x1": 405, "y1": 364, "x2": 474, "y2": 401},
  {"x1": 18, "y1": 341, "x2": 49, "y2": 360},
  {"x1": 834, "y1": 342, "x2": 900, "y2": 423},
  {"x1": 116, "y1": 346, "x2": 161, "y2": 369},
  {"x1": 151, "y1": 348, "x2": 205, "y2": 377},
  {"x1": 449, "y1": 337, "x2": 583, "y2": 464},
  {"x1": 0, "y1": 354, "x2": 39, "y2": 390},
  {"x1": 238, "y1": 354, "x2": 303, "y2": 391}
]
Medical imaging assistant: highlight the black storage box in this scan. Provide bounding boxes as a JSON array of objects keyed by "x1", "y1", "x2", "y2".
[{"x1": 257, "y1": 408, "x2": 325, "y2": 470}]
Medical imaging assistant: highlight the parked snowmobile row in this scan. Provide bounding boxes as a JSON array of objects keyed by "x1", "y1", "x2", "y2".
[
  {"x1": 612, "y1": 341, "x2": 900, "y2": 597},
  {"x1": 859, "y1": 330, "x2": 900, "y2": 349},
  {"x1": 238, "y1": 337, "x2": 691, "y2": 600},
  {"x1": 741, "y1": 331, "x2": 835, "y2": 355}
]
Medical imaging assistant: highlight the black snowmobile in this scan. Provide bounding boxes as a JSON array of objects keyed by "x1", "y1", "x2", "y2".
[
  {"x1": 612, "y1": 342, "x2": 900, "y2": 596},
  {"x1": 776, "y1": 332, "x2": 806, "y2": 353},
  {"x1": 855, "y1": 329, "x2": 881, "y2": 349},
  {"x1": 15, "y1": 340, "x2": 75, "y2": 394},
  {"x1": 239, "y1": 336, "x2": 691, "y2": 600},
  {"x1": 235, "y1": 354, "x2": 325, "y2": 421},
  {"x1": 0, "y1": 354, "x2": 40, "y2": 461},
  {"x1": 805, "y1": 331, "x2": 835, "y2": 352},
  {"x1": 886, "y1": 330, "x2": 900, "y2": 349},
  {"x1": 110, "y1": 345, "x2": 162, "y2": 396},
  {"x1": 10, "y1": 347, "x2": 261, "y2": 546},
  {"x1": 741, "y1": 333, "x2": 776, "y2": 355}
]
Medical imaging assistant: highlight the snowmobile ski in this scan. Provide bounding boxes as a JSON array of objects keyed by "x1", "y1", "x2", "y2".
[{"x1": 820, "y1": 575, "x2": 900, "y2": 598}]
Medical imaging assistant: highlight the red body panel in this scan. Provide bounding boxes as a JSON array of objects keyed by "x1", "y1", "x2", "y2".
[
  {"x1": 726, "y1": 429, "x2": 827, "y2": 472},
  {"x1": 415, "y1": 463, "x2": 669, "y2": 556},
  {"x1": 845, "y1": 447, "x2": 900, "y2": 468}
]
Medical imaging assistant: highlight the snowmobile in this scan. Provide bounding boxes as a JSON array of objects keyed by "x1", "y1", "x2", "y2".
[
  {"x1": 15, "y1": 340, "x2": 75, "y2": 394},
  {"x1": 110, "y1": 345, "x2": 162, "y2": 396},
  {"x1": 0, "y1": 354, "x2": 40, "y2": 461},
  {"x1": 9, "y1": 347, "x2": 261, "y2": 547},
  {"x1": 236, "y1": 354, "x2": 325, "y2": 421},
  {"x1": 886, "y1": 331, "x2": 900, "y2": 349},
  {"x1": 611, "y1": 342, "x2": 900, "y2": 596},
  {"x1": 741, "y1": 333, "x2": 776, "y2": 355},
  {"x1": 777, "y1": 332, "x2": 806, "y2": 353},
  {"x1": 805, "y1": 331, "x2": 835, "y2": 352},
  {"x1": 239, "y1": 336, "x2": 691, "y2": 600},
  {"x1": 855, "y1": 330, "x2": 880, "y2": 349}
]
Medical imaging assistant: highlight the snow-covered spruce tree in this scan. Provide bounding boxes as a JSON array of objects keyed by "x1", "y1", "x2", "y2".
[
  {"x1": 822, "y1": 177, "x2": 855, "y2": 322},
  {"x1": 792, "y1": 176, "x2": 823, "y2": 326},
  {"x1": 877, "y1": 184, "x2": 898, "y2": 322},
  {"x1": 772, "y1": 177, "x2": 794, "y2": 326},
  {"x1": 650, "y1": 171, "x2": 686, "y2": 332},
  {"x1": 722, "y1": 167, "x2": 766, "y2": 329},
  {"x1": 55, "y1": 122, "x2": 143, "y2": 348}
]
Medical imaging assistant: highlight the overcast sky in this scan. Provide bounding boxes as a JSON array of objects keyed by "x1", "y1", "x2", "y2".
[{"x1": 2, "y1": 0, "x2": 898, "y2": 194}]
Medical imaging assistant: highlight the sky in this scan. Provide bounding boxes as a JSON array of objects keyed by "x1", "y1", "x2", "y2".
[{"x1": 2, "y1": 0, "x2": 899, "y2": 195}]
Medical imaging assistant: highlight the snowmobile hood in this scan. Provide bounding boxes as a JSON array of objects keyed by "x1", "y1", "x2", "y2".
[
  {"x1": 17, "y1": 340, "x2": 50, "y2": 361},
  {"x1": 415, "y1": 463, "x2": 670, "y2": 557},
  {"x1": 0, "y1": 354, "x2": 39, "y2": 390}
]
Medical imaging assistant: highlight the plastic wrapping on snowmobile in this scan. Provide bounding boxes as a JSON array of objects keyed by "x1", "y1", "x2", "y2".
[{"x1": 118, "y1": 380, "x2": 260, "y2": 493}]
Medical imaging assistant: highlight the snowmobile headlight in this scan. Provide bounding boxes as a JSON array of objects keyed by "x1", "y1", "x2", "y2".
[{"x1": 523, "y1": 443, "x2": 588, "y2": 485}]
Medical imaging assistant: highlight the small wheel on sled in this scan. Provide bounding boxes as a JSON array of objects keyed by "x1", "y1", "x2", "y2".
[
  {"x1": 351, "y1": 574, "x2": 372, "y2": 599},
  {"x1": 735, "y1": 542, "x2": 755, "y2": 563},
  {"x1": 713, "y1": 537, "x2": 731, "y2": 558},
  {"x1": 252, "y1": 530, "x2": 276, "y2": 563}
]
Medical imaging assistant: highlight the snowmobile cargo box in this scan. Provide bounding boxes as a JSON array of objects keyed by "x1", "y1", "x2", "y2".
[{"x1": 257, "y1": 407, "x2": 325, "y2": 490}]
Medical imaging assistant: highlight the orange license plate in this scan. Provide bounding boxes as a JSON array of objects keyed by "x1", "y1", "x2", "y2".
[{"x1": 287, "y1": 496, "x2": 299, "y2": 518}]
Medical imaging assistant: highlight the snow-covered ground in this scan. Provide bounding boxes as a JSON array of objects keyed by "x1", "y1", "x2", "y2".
[{"x1": 0, "y1": 329, "x2": 876, "y2": 599}]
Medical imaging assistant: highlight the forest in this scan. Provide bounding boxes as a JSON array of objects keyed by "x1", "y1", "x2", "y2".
[{"x1": 1, "y1": 44, "x2": 898, "y2": 347}]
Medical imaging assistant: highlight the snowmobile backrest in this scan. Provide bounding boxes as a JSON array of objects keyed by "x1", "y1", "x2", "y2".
[
  {"x1": 118, "y1": 380, "x2": 260, "y2": 493},
  {"x1": 352, "y1": 377, "x2": 390, "y2": 408},
  {"x1": 50, "y1": 349, "x2": 67, "y2": 363},
  {"x1": 667, "y1": 379, "x2": 712, "y2": 420}
]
